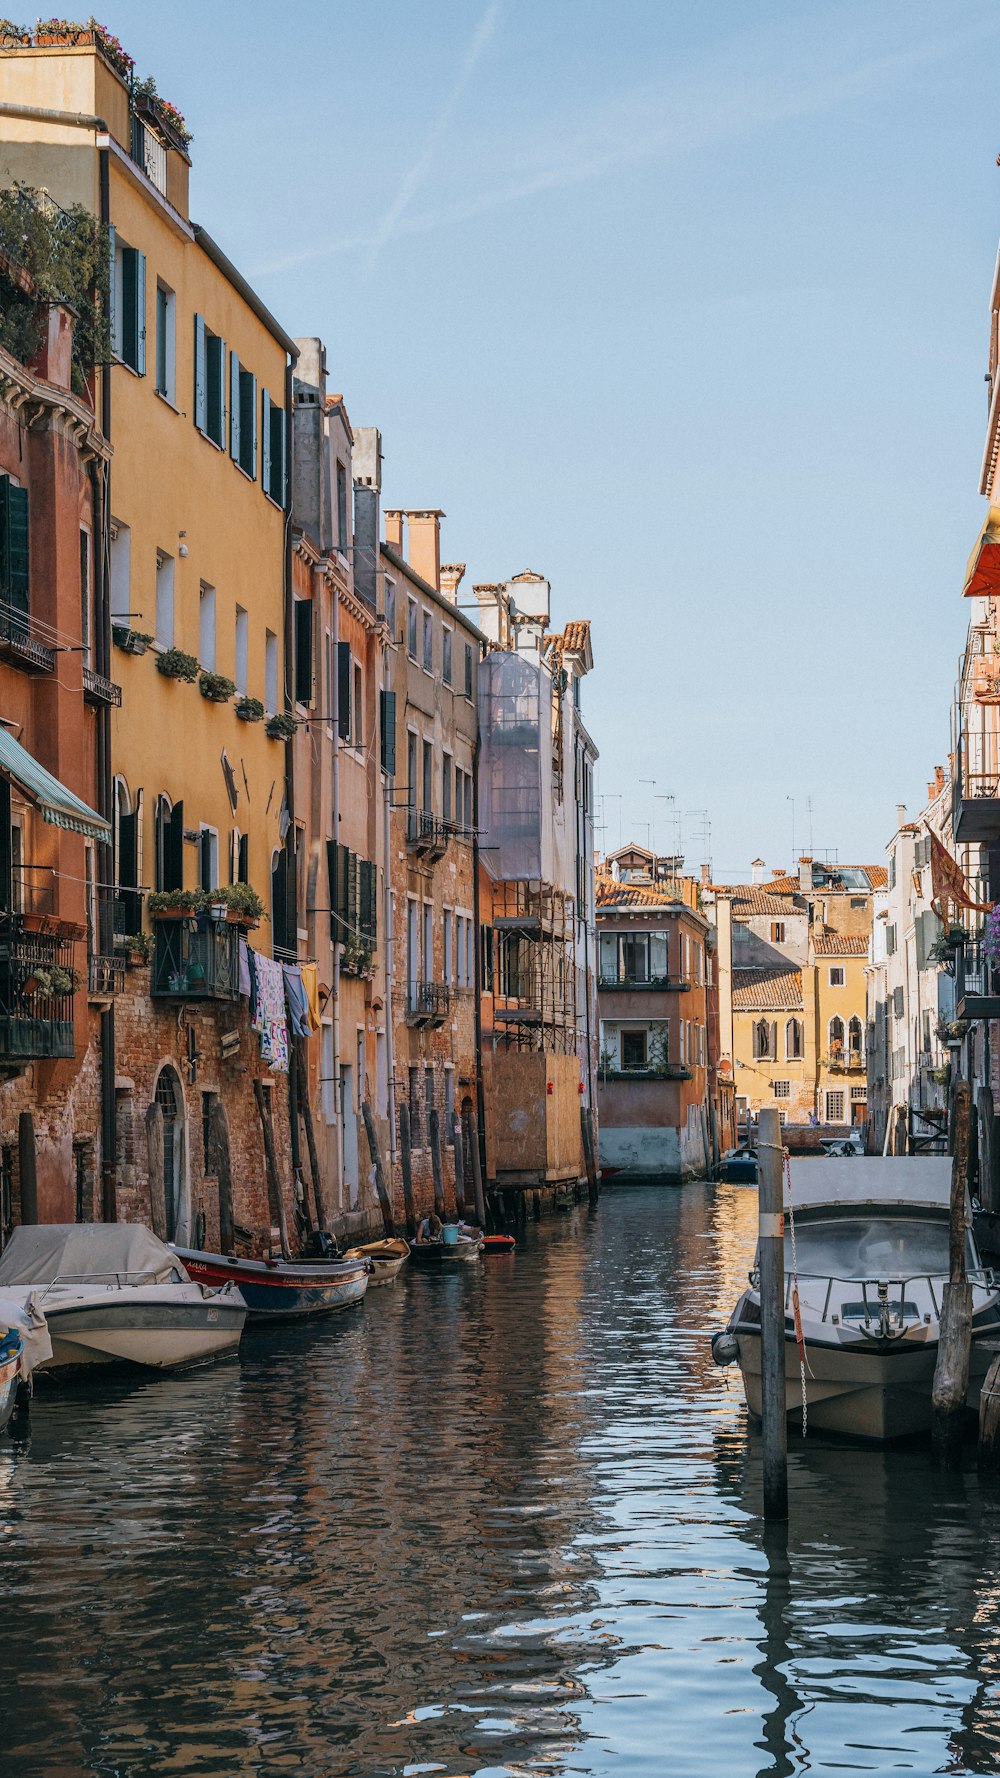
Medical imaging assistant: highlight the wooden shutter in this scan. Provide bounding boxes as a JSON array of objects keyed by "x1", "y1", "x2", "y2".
[
  {"x1": 242, "y1": 371, "x2": 257, "y2": 479},
  {"x1": 0, "y1": 776, "x2": 11, "y2": 913},
  {"x1": 294, "y1": 599, "x2": 314, "y2": 705},
  {"x1": 346, "y1": 848, "x2": 358, "y2": 934},
  {"x1": 326, "y1": 840, "x2": 339, "y2": 940},
  {"x1": 261, "y1": 388, "x2": 271, "y2": 492},
  {"x1": 380, "y1": 688, "x2": 396, "y2": 776},
  {"x1": 0, "y1": 479, "x2": 29, "y2": 628},
  {"x1": 337, "y1": 641, "x2": 351, "y2": 740},
  {"x1": 206, "y1": 333, "x2": 225, "y2": 446},
  {"x1": 193, "y1": 315, "x2": 206, "y2": 431},
  {"x1": 230, "y1": 351, "x2": 241, "y2": 460},
  {"x1": 238, "y1": 832, "x2": 249, "y2": 885},
  {"x1": 271, "y1": 849, "x2": 287, "y2": 952},
  {"x1": 275, "y1": 405, "x2": 286, "y2": 506},
  {"x1": 359, "y1": 858, "x2": 377, "y2": 944},
  {"x1": 229, "y1": 827, "x2": 239, "y2": 886},
  {"x1": 165, "y1": 799, "x2": 184, "y2": 892},
  {"x1": 136, "y1": 250, "x2": 146, "y2": 375},
  {"x1": 121, "y1": 247, "x2": 137, "y2": 369}
]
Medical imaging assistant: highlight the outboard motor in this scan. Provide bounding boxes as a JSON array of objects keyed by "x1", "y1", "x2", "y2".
[
  {"x1": 711, "y1": 1329, "x2": 739, "y2": 1367},
  {"x1": 302, "y1": 1230, "x2": 339, "y2": 1260}
]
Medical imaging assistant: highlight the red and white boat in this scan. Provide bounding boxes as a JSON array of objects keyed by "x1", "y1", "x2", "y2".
[{"x1": 173, "y1": 1246, "x2": 369, "y2": 1322}]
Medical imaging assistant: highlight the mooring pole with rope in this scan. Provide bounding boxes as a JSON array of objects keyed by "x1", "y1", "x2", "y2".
[{"x1": 757, "y1": 1106, "x2": 788, "y2": 1521}]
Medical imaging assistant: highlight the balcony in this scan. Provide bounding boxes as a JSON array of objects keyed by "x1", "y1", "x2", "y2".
[
  {"x1": 406, "y1": 810, "x2": 450, "y2": 860},
  {"x1": 406, "y1": 980, "x2": 451, "y2": 1027},
  {"x1": 825, "y1": 1049, "x2": 866, "y2": 1073},
  {"x1": 599, "y1": 1064, "x2": 692, "y2": 1082},
  {"x1": 112, "y1": 887, "x2": 145, "y2": 941},
  {"x1": 0, "y1": 914, "x2": 75, "y2": 1060},
  {"x1": 88, "y1": 953, "x2": 125, "y2": 1000},
  {"x1": 598, "y1": 973, "x2": 691, "y2": 993},
  {"x1": 0, "y1": 605, "x2": 55, "y2": 674},
  {"x1": 956, "y1": 935, "x2": 1000, "y2": 1022},
  {"x1": 83, "y1": 665, "x2": 122, "y2": 707},
  {"x1": 130, "y1": 113, "x2": 168, "y2": 195},
  {"x1": 151, "y1": 916, "x2": 240, "y2": 1001}
]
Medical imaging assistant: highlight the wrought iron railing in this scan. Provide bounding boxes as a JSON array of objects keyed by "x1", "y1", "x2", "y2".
[
  {"x1": 151, "y1": 916, "x2": 240, "y2": 1000},
  {"x1": 82, "y1": 665, "x2": 122, "y2": 707},
  {"x1": 406, "y1": 810, "x2": 450, "y2": 857},
  {"x1": 0, "y1": 914, "x2": 75, "y2": 1058},
  {"x1": 406, "y1": 980, "x2": 450, "y2": 1025},
  {"x1": 88, "y1": 953, "x2": 125, "y2": 998}
]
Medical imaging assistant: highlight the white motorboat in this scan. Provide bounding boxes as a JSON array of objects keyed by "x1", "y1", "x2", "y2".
[
  {"x1": 0, "y1": 1223, "x2": 246, "y2": 1372},
  {"x1": 712, "y1": 1157, "x2": 1000, "y2": 1442}
]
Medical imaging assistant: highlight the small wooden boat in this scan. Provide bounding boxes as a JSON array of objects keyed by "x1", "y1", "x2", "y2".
[
  {"x1": 408, "y1": 1232, "x2": 483, "y2": 1266},
  {"x1": 720, "y1": 1144, "x2": 757, "y2": 1184},
  {"x1": 482, "y1": 1234, "x2": 516, "y2": 1256},
  {"x1": 173, "y1": 1246, "x2": 368, "y2": 1322},
  {"x1": 343, "y1": 1238, "x2": 410, "y2": 1286}
]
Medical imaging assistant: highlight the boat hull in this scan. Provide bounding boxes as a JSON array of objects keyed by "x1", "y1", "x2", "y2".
[
  {"x1": 343, "y1": 1240, "x2": 409, "y2": 1286},
  {"x1": 0, "y1": 1340, "x2": 21, "y2": 1431},
  {"x1": 175, "y1": 1249, "x2": 369, "y2": 1321},
  {"x1": 735, "y1": 1327, "x2": 998, "y2": 1441},
  {"x1": 408, "y1": 1238, "x2": 482, "y2": 1266},
  {"x1": 41, "y1": 1292, "x2": 245, "y2": 1371}
]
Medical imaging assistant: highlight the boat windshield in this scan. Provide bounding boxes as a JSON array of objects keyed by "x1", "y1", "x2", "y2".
[{"x1": 784, "y1": 1217, "x2": 974, "y2": 1281}]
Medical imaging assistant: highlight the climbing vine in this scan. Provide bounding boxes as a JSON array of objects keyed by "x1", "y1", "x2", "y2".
[{"x1": 0, "y1": 183, "x2": 109, "y2": 392}]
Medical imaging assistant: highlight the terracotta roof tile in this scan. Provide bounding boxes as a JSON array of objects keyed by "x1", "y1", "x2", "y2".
[
  {"x1": 732, "y1": 966, "x2": 804, "y2": 1011},
  {"x1": 812, "y1": 932, "x2": 869, "y2": 956},
  {"x1": 596, "y1": 874, "x2": 686, "y2": 909},
  {"x1": 729, "y1": 886, "x2": 806, "y2": 916}
]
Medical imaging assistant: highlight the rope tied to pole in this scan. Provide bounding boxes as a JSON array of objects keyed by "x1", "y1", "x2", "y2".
[{"x1": 784, "y1": 1147, "x2": 810, "y2": 1437}]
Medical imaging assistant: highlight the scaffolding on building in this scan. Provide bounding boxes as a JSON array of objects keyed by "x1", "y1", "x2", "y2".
[{"x1": 490, "y1": 879, "x2": 577, "y2": 1054}]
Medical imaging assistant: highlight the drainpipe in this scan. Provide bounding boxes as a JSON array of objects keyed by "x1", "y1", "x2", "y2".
[
  {"x1": 472, "y1": 720, "x2": 486, "y2": 1182},
  {"x1": 331, "y1": 566, "x2": 343, "y2": 1214},
  {"x1": 384, "y1": 717, "x2": 396, "y2": 1175},
  {"x1": 97, "y1": 139, "x2": 116, "y2": 1221}
]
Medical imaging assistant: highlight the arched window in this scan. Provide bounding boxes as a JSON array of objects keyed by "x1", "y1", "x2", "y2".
[
  {"x1": 828, "y1": 1015, "x2": 845, "y2": 1057},
  {"x1": 753, "y1": 1018, "x2": 776, "y2": 1060},
  {"x1": 154, "y1": 794, "x2": 172, "y2": 893},
  {"x1": 848, "y1": 1015, "x2": 863, "y2": 1062},
  {"x1": 785, "y1": 1017, "x2": 803, "y2": 1060},
  {"x1": 113, "y1": 778, "x2": 142, "y2": 937}
]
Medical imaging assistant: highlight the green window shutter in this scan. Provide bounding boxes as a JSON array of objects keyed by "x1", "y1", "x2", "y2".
[
  {"x1": 135, "y1": 250, "x2": 146, "y2": 375},
  {"x1": 380, "y1": 688, "x2": 396, "y2": 776},
  {"x1": 242, "y1": 371, "x2": 257, "y2": 479},
  {"x1": 230, "y1": 351, "x2": 241, "y2": 460},
  {"x1": 194, "y1": 314, "x2": 206, "y2": 430},
  {"x1": 0, "y1": 479, "x2": 30, "y2": 628},
  {"x1": 347, "y1": 849, "x2": 359, "y2": 934},
  {"x1": 0, "y1": 777, "x2": 9, "y2": 913},
  {"x1": 337, "y1": 641, "x2": 351, "y2": 741},
  {"x1": 270, "y1": 403, "x2": 286, "y2": 505},
  {"x1": 165, "y1": 800, "x2": 184, "y2": 893},
  {"x1": 294, "y1": 599, "x2": 313, "y2": 705},
  {"x1": 121, "y1": 247, "x2": 137, "y2": 369},
  {"x1": 333, "y1": 841, "x2": 351, "y2": 939},
  {"x1": 359, "y1": 858, "x2": 377, "y2": 944},
  {"x1": 261, "y1": 388, "x2": 271, "y2": 491},
  {"x1": 271, "y1": 849, "x2": 287, "y2": 952},
  {"x1": 206, "y1": 334, "x2": 225, "y2": 446}
]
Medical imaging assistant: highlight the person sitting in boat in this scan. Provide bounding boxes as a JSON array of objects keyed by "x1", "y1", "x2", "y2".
[{"x1": 416, "y1": 1212, "x2": 443, "y2": 1244}]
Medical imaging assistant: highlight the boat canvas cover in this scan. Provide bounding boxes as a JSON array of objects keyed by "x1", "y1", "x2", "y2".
[
  {"x1": 0, "y1": 1289, "x2": 51, "y2": 1375},
  {"x1": 786, "y1": 1157, "x2": 952, "y2": 1213},
  {"x1": 0, "y1": 1223, "x2": 188, "y2": 1287}
]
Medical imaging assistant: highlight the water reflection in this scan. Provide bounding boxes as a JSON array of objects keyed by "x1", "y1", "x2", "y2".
[{"x1": 4, "y1": 1187, "x2": 1000, "y2": 1775}]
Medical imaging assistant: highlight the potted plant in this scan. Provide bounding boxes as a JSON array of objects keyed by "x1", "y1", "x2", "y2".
[
  {"x1": 89, "y1": 20, "x2": 134, "y2": 80},
  {"x1": 235, "y1": 696, "x2": 264, "y2": 723},
  {"x1": 199, "y1": 671, "x2": 236, "y2": 704},
  {"x1": 265, "y1": 712, "x2": 298, "y2": 741},
  {"x1": 115, "y1": 930, "x2": 154, "y2": 964},
  {"x1": 156, "y1": 647, "x2": 199, "y2": 682},
  {"x1": 34, "y1": 19, "x2": 93, "y2": 46},
  {"x1": 112, "y1": 625, "x2": 152, "y2": 656},
  {"x1": 148, "y1": 888, "x2": 206, "y2": 919},
  {"x1": 207, "y1": 882, "x2": 264, "y2": 927},
  {"x1": 0, "y1": 20, "x2": 31, "y2": 44}
]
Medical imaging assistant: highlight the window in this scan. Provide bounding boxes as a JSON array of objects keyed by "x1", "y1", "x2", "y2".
[
  {"x1": 79, "y1": 529, "x2": 92, "y2": 667},
  {"x1": 193, "y1": 315, "x2": 225, "y2": 447},
  {"x1": 888, "y1": 852, "x2": 897, "y2": 890},
  {"x1": 155, "y1": 280, "x2": 175, "y2": 401},
  {"x1": 443, "y1": 628, "x2": 453, "y2": 686},
  {"x1": 621, "y1": 1029, "x2": 647, "y2": 1071},
  {"x1": 753, "y1": 1019, "x2": 777, "y2": 1060},
  {"x1": 407, "y1": 899, "x2": 418, "y2": 1001},
  {"x1": 773, "y1": 1080, "x2": 791, "y2": 1099},
  {"x1": 829, "y1": 1014, "x2": 845, "y2": 1057},
  {"x1": 235, "y1": 605, "x2": 248, "y2": 695},
  {"x1": 337, "y1": 461, "x2": 348, "y2": 552},
  {"x1": 261, "y1": 391, "x2": 286, "y2": 505},
  {"x1": 464, "y1": 643, "x2": 474, "y2": 699},
  {"x1": 442, "y1": 753, "x2": 453, "y2": 824},
  {"x1": 850, "y1": 897, "x2": 867, "y2": 909},
  {"x1": 456, "y1": 914, "x2": 466, "y2": 987},
  {"x1": 198, "y1": 826, "x2": 219, "y2": 894},
  {"x1": 109, "y1": 519, "x2": 130, "y2": 621},
  {"x1": 425, "y1": 1066, "x2": 435, "y2": 1137},
  {"x1": 112, "y1": 234, "x2": 146, "y2": 374},
  {"x1": 294, "y1": 600, "x2": 313, "y2": 706},
  {"x1": 321, "y1": 1022, "x2": 335, "y2": 1123},
  {"x1": 422, "y1": 740, "x2": 433, "y2": 814},
  {"x1": 407, "y1": 731, "x2": 418, "y2": 810},
  {"x1": 407, "y1": 598, "x2": 418, "y2": 657},
  {"x1": 850, "y1": 1086, "x2": 867, "y2": 1103},
  {"x1": 423, "y1": 902, "x2": 433, "y2": 981},
  {"x1": 230, "y1": 352, "x2": 257, "y2": 478},
  {"x1": 230, "y1": 827, "x2": 248, "y2": 884},
  {"x1": 155, "y1": 552, "x2": 174, "y2": 648},
  {"x1": 443, "y1": 909, "x2": 453, "y2": 984},
  {"x1": 848, "y1": 1015, "x2": 863, "y2": 1061},
  {"x1": 828, "y1": 966, "x2": 845, "y2": 987},
  {"x1": 353, "y1": 663, "x2": 363, "y2": 748},
  {"x1": 199, "y1": 583, "x2": 216, "y2": 671},
  {"x1": 265, "y1": 629, "x2": 278, "y2": 714},
  {"x1": 444, "y1": 1067, "x2": 455, "y2": 1143},
  {"x1": 422, "y1": 610, "x2": 433, "y2": 672},
  {"x1": 770, "y1": 921, "x2": 785, "y2": 942},
  {"x1": 408, "y1": 1065, "x2": 422, "y2": 1146},
  {"x1": 885, "y1": 925, "x2": 896, "y2": 958},
  {"x1": 825, "y1": 1090, "x2": 845, "y2": 1123},
  {"x1": 466, "y1": 918, "x2": 474, "y2": 990},
  {"x1": 785, "y1": 1017, "x2": 803, "y2": 1059},
  {"x1": 621, "y1": 934, "x2": 650, "y2": 983},
  {"x1": 384, "y1": 578, "x2": 396, "y2": 634}
]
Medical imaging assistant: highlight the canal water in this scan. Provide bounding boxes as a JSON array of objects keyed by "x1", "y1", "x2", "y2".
[{"x1": 4, "y1": 1184, "x2": 1000, "y2": 1777}]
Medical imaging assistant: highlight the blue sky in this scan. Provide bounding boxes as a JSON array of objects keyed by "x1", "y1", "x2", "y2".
[{"x1": 107, "y1": 0, "x2": 1000, "y2": 878}]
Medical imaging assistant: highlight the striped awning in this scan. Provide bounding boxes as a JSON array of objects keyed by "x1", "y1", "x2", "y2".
[{"x1": 0, "y1": 729, "x2": 110, "y2": 843}]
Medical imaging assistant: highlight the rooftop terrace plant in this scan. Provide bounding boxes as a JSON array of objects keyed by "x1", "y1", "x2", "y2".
[{"x1": 0, "y1": 182, "x2": 109, "y2": 391}]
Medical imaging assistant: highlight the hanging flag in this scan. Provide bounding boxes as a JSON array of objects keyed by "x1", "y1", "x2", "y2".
[{"x1": 927, "y1": 826, "x2": 993, "y2": 917}]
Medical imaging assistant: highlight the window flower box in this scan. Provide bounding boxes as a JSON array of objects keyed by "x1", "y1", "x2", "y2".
[
  {"x1": 265, "y1": 712, "x2": 298, "y2": 741},
  {"x1": 235, "y1": 697, "x2": 264, "y2": 723},
  {"x1": 199, "y1": 671, "x2": 236, "y2": 704},
  {"x1": 112, "y1": 625, "x2": 151, "y2": 656},
  {"x1": 156, "y1": 648, "x2": 199, "y2": 682}
]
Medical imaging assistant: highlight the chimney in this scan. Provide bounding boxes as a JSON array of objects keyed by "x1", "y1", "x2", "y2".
[
  {"x1": 701, "y1": 862, "x2": 711, "y2": 886},
  {"x1": 771, "y1": 867, "x2": 785, "y2": 877},
  {"x1": 291, "y1": 337, "x2": 329, "y2": 550},
  {"x1": 439, "y1": 563, "x2": 466, "y2": 607},
  {"x1": 751, "y1": 857, "x2": 766, "y2": 885},
  {"x1": 896, "y1": 803, "x2": 907, "y2": 830},
  {"x1": 352, "y1": 426, "x2": 382, "y2": 613},
  {"x1": 31, "y1": 299, "x2": 74, "y2": 392},
  {"x1": 798, "y1": 855, "x2": 813, "y2": 894},
  {"x1": 384, "y1": 509, "x2": 404, "y2": 554},
  {"x1": 935, "y1": 764, "x2": 945, "y2": 791},
  {"x1": 405, "y1": 509, "x2": 444, "y2": 592}
]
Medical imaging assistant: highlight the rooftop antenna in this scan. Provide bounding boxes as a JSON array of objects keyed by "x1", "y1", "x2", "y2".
[
  {"x1": 686, "y1": 808, "x2": 712, "y2": 879},
  {"x1": 656, "y1": 792, "x2": 679, "y2": 860},
  {"x1": 639, "y1": 778, "x2": 657, "y2": 850},
  {"x1": 787, "y1": 795, "x2": 795, "y2": 866},
  {"x1": 807, "y1": 796, "x2": 814, "y2": 854}
]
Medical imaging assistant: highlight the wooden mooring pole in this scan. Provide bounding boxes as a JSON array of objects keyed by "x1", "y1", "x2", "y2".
[
  {"x1": 397, "y1": 1099, "x2": 416, "y2": 1238},
  {"x1": 581, "y1": 1105, "x2": 599, "y2": 1210},
  {"x1": 757, "y1": 1106, "x2": 788, "y2": 1521},
  {"x1": 253, "y1": 1079, "x2": 290, "y2": 1259},
  {"x1": 361, "y1": 1099, "x2": 396, "y2": 1238},
  {"x1": 933, "y1": 1078, "x2": 973, "y2": 1466},
  {"x1": 451, "y1": 1114, "x2": 467, "y2": 1218},
  {"x1": 429, "y1": 1108, "x2": 446, "y2": 1220}
]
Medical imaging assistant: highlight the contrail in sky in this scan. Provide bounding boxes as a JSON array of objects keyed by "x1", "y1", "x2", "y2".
[{"x1": 364, "y1": 1, "x2": 499, "y2": 276}]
